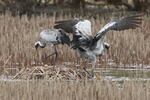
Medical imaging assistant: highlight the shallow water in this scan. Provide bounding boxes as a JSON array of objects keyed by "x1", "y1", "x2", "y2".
[
  {"x1": 63, "y1": 61, "x2": 150, "y2": 81},
  {"x1": 94, "y1": 67, "x2": 150, "y2": 81}
]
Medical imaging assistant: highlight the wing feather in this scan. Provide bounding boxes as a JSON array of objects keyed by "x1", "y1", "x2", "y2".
[
  {"x1": 54, "y1": 19, "x2": 93, "y2": 49},
  {"x1": 74, "y1": 20, "x2": 92, "y2": 36},
  {"x1": 72, "y1": 20, "x2": 93, "y2": 49},
  {"x1": 54, "y1": 18, "x2": 80, "y2": 33},
  {"x1": 95, "y1": 14, "x2": 142, "y2": 40}
]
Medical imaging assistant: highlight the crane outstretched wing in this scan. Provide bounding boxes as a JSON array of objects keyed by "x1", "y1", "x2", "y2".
[
  {"x1": 54, "y1": 19, "x2": 93, "y2": 49},
  {"x1": 94, "y1": 14, "x2": 142, "y2": 41},
  {"x1": 54, "y1": 18, "x2": 80, "y2": 33},
  {"x1": 54, "y1": 18, "x2": 92, "y2": 35}
]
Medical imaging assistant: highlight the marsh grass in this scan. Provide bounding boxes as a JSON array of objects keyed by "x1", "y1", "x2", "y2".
[
  {"x1": 0, "y1": 12, "x2": 150, "y2": 100},
  {"x1": 0, "y1": 12, "x2": 150, "y2": 69},
  {"x1": 0, "y1": 80, "x2": 150, "y2": 100}
]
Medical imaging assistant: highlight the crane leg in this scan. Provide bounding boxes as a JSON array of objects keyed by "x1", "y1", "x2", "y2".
[
  {"x1": 53, "y1": 45, "x2": 58, "y2": 67},
  {"x1": 90, "y1": 69, "x2": 94, "y2": 78},
  {"x1": 45, "y1": 52, "x2": 56, "y2": 59},
  {"x1": 90, "y1": 57, "x2": 96, "y2": 77},
  {"x1": 83, "y1": 66, "x2": 91, "y2": 76},
  {"x1": 82, "y1": 59, "x2": 91, "y2": 76},
  {"x1": 44, "y1": 45, "x2": 58, "y2": 70}
]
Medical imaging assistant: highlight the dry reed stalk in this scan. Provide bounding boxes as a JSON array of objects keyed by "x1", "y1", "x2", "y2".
[
  {"x1": 0, "y1": 80, "x2": 150, "y2": 100},
  {"x1": 0, "y1": 12, "x2": 149, "y2": 69}
]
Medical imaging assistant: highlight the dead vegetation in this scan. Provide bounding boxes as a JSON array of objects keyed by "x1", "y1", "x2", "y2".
[
  {"x1": 0, "y1": 12, "x2": 150, "y2": 100},
  {"x1": 0, "y1": 80, "x2": 150, "y2": 100},
  {"x1": 0, "y1": 12, "x2": 150, "y2": 80},
  {"x1": 0, "y1": 12, "x2": 150, "y2": 66},
  {"x1": 1, "y1": 65, "x2": 89, "y2": 80}
]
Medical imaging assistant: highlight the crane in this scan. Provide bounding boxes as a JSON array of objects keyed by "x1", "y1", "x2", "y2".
[
  {"x1": 54, "y1": 14, "x2": 142, "y2": 77},
  {"x1": 34, "y1": 29, "x2": 70, "y2": 69}
]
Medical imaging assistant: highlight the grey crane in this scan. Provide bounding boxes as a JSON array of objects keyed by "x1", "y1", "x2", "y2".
[
  {"x1": 54, "y1": 14, "x2": 142, "y2": 77},
  {"x1": 34, "y1": 29, "x2": 70, "y2": 68}
]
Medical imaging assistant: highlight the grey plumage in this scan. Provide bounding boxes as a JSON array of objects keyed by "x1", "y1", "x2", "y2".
[
  {"x1": 35, "y1": 29, "x2": 70, "y2": 68},
  {"x1": 54, "y1": 18, "x2": 81, "y2": 33},
  {"x1": 54, "y1": 14, "x2": 142, "y2": 77},
  {"x1": 94, "y1": 14, "x2": 142, "y2": 42}
]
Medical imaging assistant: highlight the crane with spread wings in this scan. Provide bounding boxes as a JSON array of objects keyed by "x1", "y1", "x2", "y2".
[{"x1": 54, "y1": 14, "x2": 142, "y2": 77}]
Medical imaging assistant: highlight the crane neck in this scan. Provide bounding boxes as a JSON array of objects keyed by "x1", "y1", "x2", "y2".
[{"x1": 37, "y1": 41, "x2": 46, "y2": 48}]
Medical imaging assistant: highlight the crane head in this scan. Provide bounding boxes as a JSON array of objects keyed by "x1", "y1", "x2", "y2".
[
  {"x1": 104, "y1": 42, "x2": 110, "y2": 50},
  {"x1": 34, "y1": 41, "x2": 40, "y2": 50}
]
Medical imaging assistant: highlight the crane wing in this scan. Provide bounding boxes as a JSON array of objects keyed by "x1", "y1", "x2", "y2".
[
  {"x1": 54, "y1": 19, "x2": 93, "y2": 49},
  {"x1": 72, "y1": 19, "x2": 93, "y2": 49},
  {"x1": 54, "y1": 18, "x2": 92, "y2": 35},
  {"x1": 54, "y1": 18, "x2": 80, "y2": 33},
  {"x1": 94, "y1": 14, "x2": 142, "y2": 41}
]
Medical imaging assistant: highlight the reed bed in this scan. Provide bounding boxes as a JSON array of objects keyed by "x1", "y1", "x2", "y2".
[
  {"x1": 0, "y1": 12, "x2": 150, "y2": 69},
  {"x1": 0, "y1": 80, "x2": 150, "y2": 100},
  {"x1": 0, "y1": 12, "x2": 150, "y2": 100}
]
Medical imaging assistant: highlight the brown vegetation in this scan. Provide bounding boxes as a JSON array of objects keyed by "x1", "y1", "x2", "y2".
[
  {"x1": 0, "y1": 11, "x2": 150, "y2": 100},
  {"x1": 0, "y1": 12, "x2": 150, "y2": 69},
  {"x1": 3, "y1": 65, "x2": 88, "y2": 80},
  {"x1": 0, "y1": 80, "x2": 150, "y2": 100}
]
